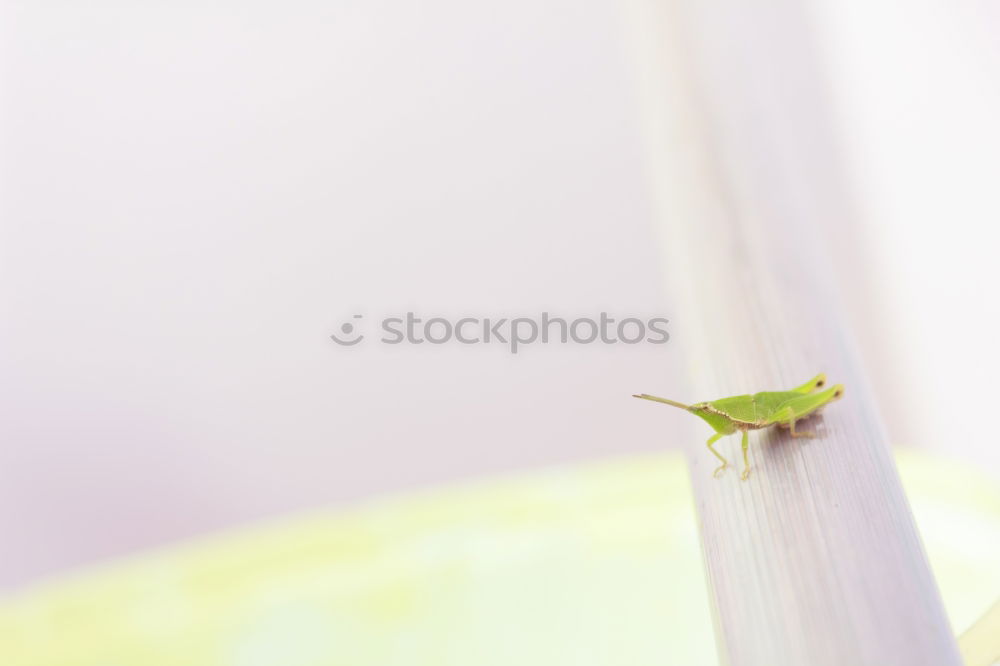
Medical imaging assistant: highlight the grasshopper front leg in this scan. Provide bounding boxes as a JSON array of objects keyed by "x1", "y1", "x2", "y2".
[{"x1": 707, "y1": 432, "x2": 729, "y2": 477}]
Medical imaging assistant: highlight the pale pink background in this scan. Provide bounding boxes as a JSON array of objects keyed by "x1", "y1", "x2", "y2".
[{"x1": 0, "y1": 0, "x2": 684, "y2": 591}]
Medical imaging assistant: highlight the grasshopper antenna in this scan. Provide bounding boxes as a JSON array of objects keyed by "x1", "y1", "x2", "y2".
[{"x1": 632, "y1": 394, "x2": 692, "y2": 410}]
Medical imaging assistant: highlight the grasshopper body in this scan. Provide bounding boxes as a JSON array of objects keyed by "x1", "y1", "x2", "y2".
[{"x1": 634, "y1": 374, "x2": 843, "y2": 480}]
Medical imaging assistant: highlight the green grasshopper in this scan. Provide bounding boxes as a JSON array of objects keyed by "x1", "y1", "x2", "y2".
[{"x1": 633, "y1": 374, "x2": 844, "y2": 480}]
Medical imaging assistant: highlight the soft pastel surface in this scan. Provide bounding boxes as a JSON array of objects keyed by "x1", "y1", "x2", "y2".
[{"x1": 0, "y1": 451, "x2": 996, "y2": 666}]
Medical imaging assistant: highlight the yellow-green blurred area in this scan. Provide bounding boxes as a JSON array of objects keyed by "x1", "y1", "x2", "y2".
[{"x1": 1, "y1": 451, "x2": 997, "y2": 666}]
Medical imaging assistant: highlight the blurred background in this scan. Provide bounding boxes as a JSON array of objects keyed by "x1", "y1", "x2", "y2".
[{"x1": 1, "y1": 0, "x2": 999, "y2": 662}]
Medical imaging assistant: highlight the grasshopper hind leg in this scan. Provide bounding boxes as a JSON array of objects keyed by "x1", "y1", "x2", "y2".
[
  {"x1": 788, "y1": 417, "x2": 815, "y2": 439},
  {"x1": 707, "y1": 432, "x2": 729, "y2": 477},
  {"x1": 791, "y1": 373, "x2": 826, "y2": 394}
]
